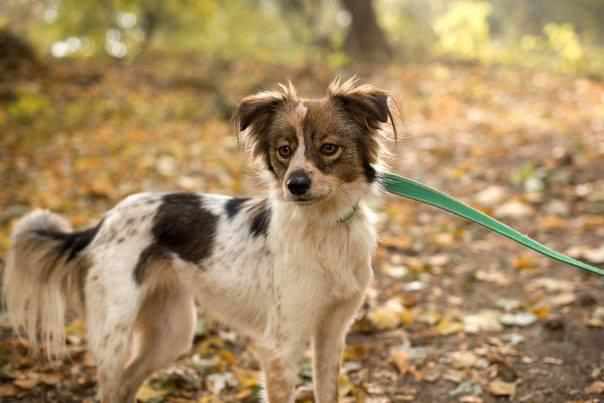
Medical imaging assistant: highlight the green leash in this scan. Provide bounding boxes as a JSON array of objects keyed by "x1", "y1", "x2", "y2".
[{"x1": 379, "y1": 171, "x2": 604, "y2": 277}]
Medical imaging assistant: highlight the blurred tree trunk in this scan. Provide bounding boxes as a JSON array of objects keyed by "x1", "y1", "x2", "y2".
[
  {"x1": 0, "y1": 29, "x2": 42, "y2": 82},
  {"x1": 340, "y1": 0, "x2": 392, "y2": 61}
]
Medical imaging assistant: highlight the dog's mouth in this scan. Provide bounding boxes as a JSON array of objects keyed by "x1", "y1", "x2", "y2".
[
  {"x1": 294, "y1": 199, "x2": 318, "y2": 206},
  {"x1": 287, "y1": 194, "x2": 329, "y2": 205},
  {"x1": 290, "y1": 197, "x2": 319, "y2": 205}
]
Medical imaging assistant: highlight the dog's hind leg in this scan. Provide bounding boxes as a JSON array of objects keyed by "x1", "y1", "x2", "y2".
[
  {"x1": 85, "y1": 272, "x2": 141, "y2": 403},
  {"x1": 117, "y1": 278, "x2": 196, "y2": 403},
  {"x1": 87, "y1": 262, "x2": 196, "y2": 403}
]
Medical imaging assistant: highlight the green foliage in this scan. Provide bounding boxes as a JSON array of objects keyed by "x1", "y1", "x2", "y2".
[
  {"x1": 433, "y1": 1, "x2": 492, "y2": 59},
  {"x1": 416, "y1": 0, "x2": 604, "y2": 77},
  {"x1": 8, "y1": 90, "x2": 50, "y2": 125},
  {"x1": 544, "y1": 23, "x2": 585, "y2": 67},
  {"x1": 6, "y1": 0, "x2": 604, "y2": 78},
  {"x1": 179, "y1": 2, "x2": 305, "y2": 64}
]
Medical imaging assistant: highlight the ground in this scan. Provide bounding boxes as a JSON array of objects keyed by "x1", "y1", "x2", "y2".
[{"x1": 0, "y1": 58, "x2": 603, "y2": 403}]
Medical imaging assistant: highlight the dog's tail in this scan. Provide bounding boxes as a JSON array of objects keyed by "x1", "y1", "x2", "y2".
[{"x1": 2, "y1": 210, "x2": 100, "y2": 358}]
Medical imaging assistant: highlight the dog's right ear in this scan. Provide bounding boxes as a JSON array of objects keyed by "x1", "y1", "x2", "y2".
[
  {"x1": 236, "y1": 91, "x2": 285, "y2": 131},
  {"x1": 234, "y1": 91, "x2": 286, "y2": 159}
]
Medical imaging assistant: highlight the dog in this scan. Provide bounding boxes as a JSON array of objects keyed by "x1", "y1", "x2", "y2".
[{"x1": 2, "y1": 77, "x2": 396, "y2": 403}]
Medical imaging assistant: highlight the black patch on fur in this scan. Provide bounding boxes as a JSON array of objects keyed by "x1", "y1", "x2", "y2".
[
  {"x1": 249, "y1": 200, "x2": 271, "y2": 237},
  {"x1": 151, "y1": 193, "x2": 218, "y2": 264},
  {"x1": 363, "y1": 161, "x2": 377, "y2": 183},
  {"x1": 36, "y1": 219, "x2": 104, "y2": 262},
  {"x1": 225, "y1": 197, "x2": 250, "y2": 219}
]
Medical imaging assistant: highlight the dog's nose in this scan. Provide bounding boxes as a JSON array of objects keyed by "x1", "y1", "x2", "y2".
[{"x1": 287, "y1": 172, "x2": 311, "y2": 196}]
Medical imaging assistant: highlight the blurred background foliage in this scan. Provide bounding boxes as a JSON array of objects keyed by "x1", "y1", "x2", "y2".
[{"x1": 2, "y1": 0, "x2": 604, "y2": 74}]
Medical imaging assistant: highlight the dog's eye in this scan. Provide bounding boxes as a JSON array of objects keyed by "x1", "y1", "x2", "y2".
[
  {"x1": 320, "y1": 143, "x2": 340, "y2": 157},
  {"x1": 277, "y1": 145, "x2": 292, "y2": 159}
]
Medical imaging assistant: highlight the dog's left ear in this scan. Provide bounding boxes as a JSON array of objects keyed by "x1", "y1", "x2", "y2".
[{"x1": 328, "y1": 78, "x2": 393, "y2": 134}]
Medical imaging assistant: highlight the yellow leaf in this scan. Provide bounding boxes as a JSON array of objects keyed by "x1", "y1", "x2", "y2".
[
  {"x1": 436, "y1": 318, "x2": 463, "y2": 335},
  {"x1": 136, "y1": 384, "x2": 167, "y2": 402},
  {"x1": 512, "y1": 254, "x2": 538, "y2": 271},
  {"x1": 234, "y1": 368, "x2": 260, "y2": 388},
  {"x1": 391, "y1": 350, "x2": 411, "y2": 375},
  {"x1": 531, "y1": 305, "x2": 551, "y2": 319}
]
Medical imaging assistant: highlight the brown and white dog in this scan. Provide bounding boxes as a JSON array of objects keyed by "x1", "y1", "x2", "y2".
[{"x1": 3, "y1": 78, "x2": 396, "y2": 403}]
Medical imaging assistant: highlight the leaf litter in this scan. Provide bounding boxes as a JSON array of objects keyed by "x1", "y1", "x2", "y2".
[{"x1": 0, "y1": 59, "x2": 603, "y2": 402}]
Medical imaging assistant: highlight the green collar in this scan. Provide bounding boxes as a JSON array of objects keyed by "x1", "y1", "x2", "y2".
[{"x1": 338, "y1": 203, "x2": 359, "y2": 224}]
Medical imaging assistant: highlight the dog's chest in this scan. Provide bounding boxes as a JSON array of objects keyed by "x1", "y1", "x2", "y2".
[{"x1": 269, "y1": 213, "x2": 376, "y2": 302}]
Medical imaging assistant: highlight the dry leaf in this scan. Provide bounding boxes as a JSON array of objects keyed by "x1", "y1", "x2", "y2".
[
  {"x1": 585, "y1": 381, "x2": 604, "y2": 394},
  {"x1": 391, "y1": 349, "x2": 411, "y2": 375},
  {"x1": 136, "y1": 384, "x2": 167, "y2": 402},
  {"x1": 0, "y1": 384, "x2": 18, "y2": 397},
  {"x1": 488, "y1": 379, "x2": 516, "y2": 397}
]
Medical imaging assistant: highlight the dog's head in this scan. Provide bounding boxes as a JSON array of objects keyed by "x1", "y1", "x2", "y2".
[{"x1": 235, "y1": 78, "x2": 395, "y2": 205}]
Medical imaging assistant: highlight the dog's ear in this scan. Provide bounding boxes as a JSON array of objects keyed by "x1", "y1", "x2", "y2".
[
  {"x1": 234, "y1": 91, "x2": 286, "y2": 160},
  {"x1": 236, "y1": 91, "x2": 285, "y2": 132},
  {"x1": 328, "y1": 77, "x2": 394, "y2": 135}
]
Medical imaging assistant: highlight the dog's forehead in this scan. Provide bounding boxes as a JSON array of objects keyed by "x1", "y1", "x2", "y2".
[
  {"x1": 282, "y1": 97, "x2": 344, "y2": 135},
  {"x1": 285, "y1": 101, "x2": 308, "y2": 132}
]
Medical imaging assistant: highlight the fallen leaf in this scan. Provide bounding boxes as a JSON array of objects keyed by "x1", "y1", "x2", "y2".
[
  {"x1": 464, "y1": 310, "x2": 503, "y2": 333},
  {"x1": 436, "y1": 317, "x2": 464, "y2": 335},
  {"x1": 500, "y1": 312, "x2": 537, "y2": 327},
  {"x1": 368, "y1": 299, "x2": 405, "y2": 330},
  {"x1": 391, "y1": 349, "x2": 411, "y2": 375},
  {"x1": 39, "y1": 372, "x2": 63, "y2": 385},
  {"x1": 381, "y1": 264, "x2": 408, "y2": 279},
  {"x1": 449, "y1": 351, "x2": 487, "y2": 369},
  {"x1": 512, "y1": 254, "x2": 538, "y2": 271},
  {"x1": 15, "y1": 377, "x2": 39, "y2": 389},
  {"x1": 0, "y1": 384, "x2": 18, "y2": 397},
  {"x1": 449, "y1": 380, "x2": 482, "y2": 397},
  {"x1": 488, "y1": 379, "x2": 516, "y2": 397},
  {"x1": 475, "y1": 186, "x2": 506, "y2": 206},
  {"x1": 543, "y1": 357, "x2": 563, "y2": 365},
  {"x1": 495, "y1": 200, "x2": 534, "y2": 218},
  {"x1": 548, "y1": 292, "x2": 576, "y2": 307},
  {"x1": 206, "y1": 372, "x2": 237, "y2": 395},
  {"x1": 136, "y1": 384, "x2": 167, "y2": 402},
  {"x1": 585, "y1": 381, "x2": 604, "y2": 394}
]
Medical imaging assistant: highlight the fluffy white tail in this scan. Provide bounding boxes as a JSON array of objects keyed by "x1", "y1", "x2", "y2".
[{"x1": 2, "y1": 210, "x2": 93, "y2": 358}]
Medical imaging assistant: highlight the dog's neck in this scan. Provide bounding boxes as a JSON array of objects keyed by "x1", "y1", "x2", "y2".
[{"x1": 269, "y1": 189, "x2": 366, "y2": 229}]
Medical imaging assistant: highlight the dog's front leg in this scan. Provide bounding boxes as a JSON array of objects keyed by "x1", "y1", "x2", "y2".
[
  {"x1": 255, "y1": 340, "x2": 305, "y2": 403},
  {"x1": 312, "y1": 296, "x2": 364, "y2": 403}
]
